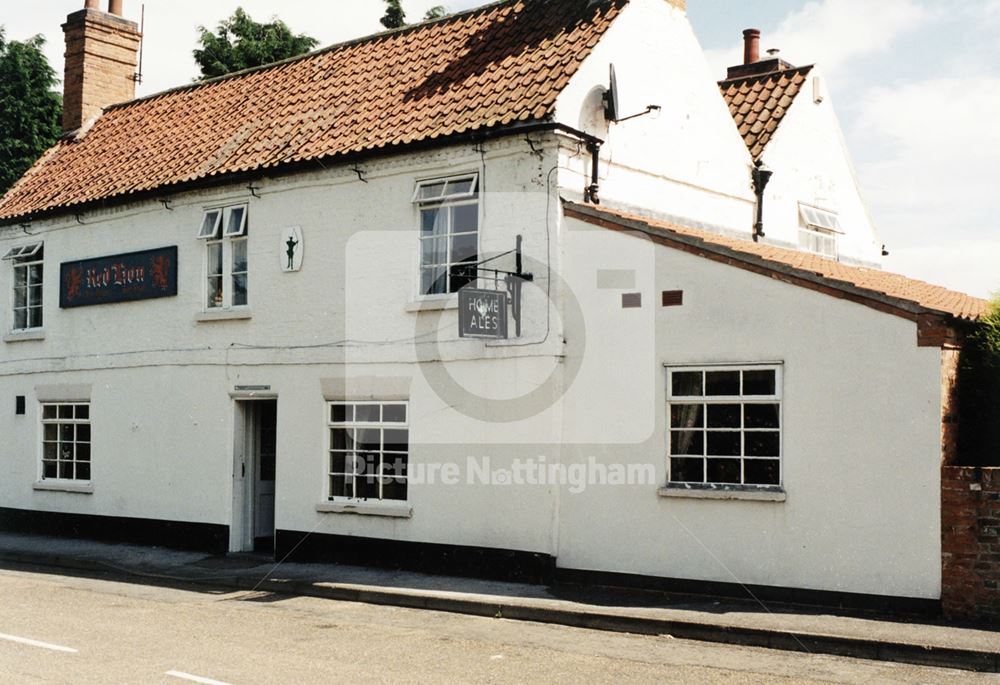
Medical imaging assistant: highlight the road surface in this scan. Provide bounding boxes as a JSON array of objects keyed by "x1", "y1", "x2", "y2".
[{"x1": 0, "y1": 567, "x2": 992, "y2": 684}]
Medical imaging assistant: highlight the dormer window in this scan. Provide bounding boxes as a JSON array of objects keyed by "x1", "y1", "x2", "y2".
[
  {"x1": 198, "y1": 205, "x2": 248, "y2": 309},
  {"x1": 798, "y1": 204, "x2": 841, "y2": 259},
  {"x1": 3, "y1": 243, "x2": 44, "y2": 331},
  {"x1": 414, "y1": 174, "x2": 479, "y2": 296}
]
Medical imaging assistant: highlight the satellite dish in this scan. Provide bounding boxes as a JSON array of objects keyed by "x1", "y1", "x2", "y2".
[{"x1": 603, "y1": 64, "x2": 620, "y2": 122}]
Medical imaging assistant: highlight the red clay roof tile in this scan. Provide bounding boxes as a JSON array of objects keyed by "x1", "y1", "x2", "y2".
[
  {"x1": 566, "y1": 202, "x2": 989, "y2": 322},
  {"x1": 719, "y1": 65, "x2": 813, "y2": 160},
  {"x1": 0, "y1": 0, "x2": 627, "y2": 223}
]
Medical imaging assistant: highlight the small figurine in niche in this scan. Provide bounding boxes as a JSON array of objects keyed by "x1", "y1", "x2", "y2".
[{"x1": 285, "y1": 235, "x2": 299, "y2": 270}]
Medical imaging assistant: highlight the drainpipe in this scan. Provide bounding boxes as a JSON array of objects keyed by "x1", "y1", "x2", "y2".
[{"x1": 751, "y1": 161, "x2": 772, "y2": 241}]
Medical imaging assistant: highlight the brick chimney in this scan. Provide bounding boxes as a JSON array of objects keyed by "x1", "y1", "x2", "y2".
[
  {"x1": 62, "y1": 0, "x2": 141, "y2": 132},
  {"x1": 725, "y1": 28, "x2": 796, "y2": 80}
]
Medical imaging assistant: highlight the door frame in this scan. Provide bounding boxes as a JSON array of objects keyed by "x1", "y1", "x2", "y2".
[{"x1": 230, "y1": 397, "x2": 277, "y2": 553}]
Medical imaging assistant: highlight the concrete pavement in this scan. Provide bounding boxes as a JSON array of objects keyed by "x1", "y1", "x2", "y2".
[{"x1": 0, "y1": 532, "x2": 997, "y2": 674}]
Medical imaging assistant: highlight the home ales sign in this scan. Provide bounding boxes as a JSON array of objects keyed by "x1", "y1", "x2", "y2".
[
  {"x1": 459, "y1": 288, "x2": 508, "y2": 339},
  {"x1": 60, "y1": 246, "x2": 178, "y2": 308}
]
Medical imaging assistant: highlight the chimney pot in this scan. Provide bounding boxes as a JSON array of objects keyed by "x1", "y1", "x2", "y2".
[
  {"x1": 84, "y1": 0, "x2": 99, "y2": 8},
  {"x1": 109, "y1": 0, "x2": 123, "y2": 15},
  {"x1": 743, "y1": 28, "x2": 761, "y2": 65}
]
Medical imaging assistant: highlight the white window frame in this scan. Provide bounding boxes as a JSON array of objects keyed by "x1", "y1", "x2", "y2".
[
  {"x1": 39, "y1": 402, "x2": 92, "y2": 484},
  {"x1": 797, "y1": 205, "x2": 841, "y2": 259},
  {"x1": 666, "y1": 364, "x2": 782, "y2": 489},
  {"x1": 199, "y1": 205, "x2": 249, "y2": 310},
  {"x1": 414, "y1": 174, "x2": 480, "y2": 298},
  {"x1": 327, "y1": 401, "x2": 409, "y2": 503},
  {"x1": 411, "y1": 173, "x2": 479, "y2": 204},
  {"x1": 798, "y1": 204, "x2": 843, "y2": 233},
  {"x1": 798, "y1": 226, "x2": 838, "y2": 258},
  {"x1": 5, "y1": 243, "x2": 44, "y2": 332},
  {"x1": 2, "y1": 243, "x2": 43, "y2": 260}
]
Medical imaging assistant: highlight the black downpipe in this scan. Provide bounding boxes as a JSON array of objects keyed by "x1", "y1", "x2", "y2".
[{"x1": 751, "y1": 161, "x2": 773, "y2": 241}]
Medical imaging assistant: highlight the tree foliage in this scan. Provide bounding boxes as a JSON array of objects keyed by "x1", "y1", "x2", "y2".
[
  {"x1": 424, "y1": 6, "x2": 449, "y2": 21},
  {"x1": 0, "y1": 28, "x2": 62, "y2": 196},
  {"x1": 957, "y1": 294, "x2": 1000, "y2": 466},
  {"x1": 194, "y1": 8, "x2": 319, "y2": 79},
  {"x1": 381, "y1": 0, "x2": 407, "y2": 29},
  {"x1": 380, "y1": 1, "x2": 449, "y2": 30}
]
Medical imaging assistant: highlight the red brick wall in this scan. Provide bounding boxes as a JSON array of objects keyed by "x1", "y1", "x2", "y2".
[
  {"x1": 62, "y1": 9, "x2": 140, "y2": 132},
  {"x1": 942, "y1": 466, "x2": 1000, "y2": 623}
]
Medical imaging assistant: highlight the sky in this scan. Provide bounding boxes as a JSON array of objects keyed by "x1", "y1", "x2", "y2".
[{"x1": 3, "y1": 0, "x2": 998, "y2": 297}]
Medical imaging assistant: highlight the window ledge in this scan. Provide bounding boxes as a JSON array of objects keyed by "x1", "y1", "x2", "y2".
[
  {"x1": 5, "y1": 329, "x2": 45, "y2": 343},
  {"x1": 405, "y1": 297, "x2": 458, "y2": 313},
  {"x1": 195, "y1": 308, "x2": 253, "y2": 323},
  {"x1": 33, "y1": 480, "x2": 94, "y2": 495},
  {"x1": 316, "y1": 501, "x2": 412, "y2": 518},
  {"x1": 658, "y1": 484, "x2": 786, "y2": 502}
]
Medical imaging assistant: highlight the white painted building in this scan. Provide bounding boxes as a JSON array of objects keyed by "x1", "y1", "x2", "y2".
[
  {"x1": 718, "y1": 29, "x2": 884, "y2": 265},
  {"x1": 0, "y1": 0, "x2": 987, "y2": 610}
]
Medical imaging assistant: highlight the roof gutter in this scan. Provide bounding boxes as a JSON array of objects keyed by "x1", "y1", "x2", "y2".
[{"x1": 1, "y1": 120, "x2": 604, "y2": 228}]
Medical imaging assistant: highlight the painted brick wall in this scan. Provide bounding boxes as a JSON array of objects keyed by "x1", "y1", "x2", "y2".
[{"x1": 942, "y1": 466, "x2": 1000, "y2": 623}]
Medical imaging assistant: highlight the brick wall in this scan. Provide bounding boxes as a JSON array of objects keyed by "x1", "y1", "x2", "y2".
[
  {"x1": 62, "y1": 8, "x2": 140, "y2": 132},
  {"x1": 942, "y1": 466, "x2": 1000, "y2": 623}
]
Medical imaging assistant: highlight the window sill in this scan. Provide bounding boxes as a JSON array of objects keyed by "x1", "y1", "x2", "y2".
[
  {"x1": 195, "y1": 308, "x2": 253, "y2": 322},
  {"x1": 33, "y1": 480, "x2": 94, "y2": 495},
  {"x1": 405, "y1": 296, "x2": 458, "y2": 313},
  {"x1": 4, "y1": 329, "x2": 45, "y2": 343},
  {"x1": 316, "y1": 501, "x2": 412, "y2": 518},
  {"x1": 658, "y1": 484, "x2": 786, "y2": 502}
]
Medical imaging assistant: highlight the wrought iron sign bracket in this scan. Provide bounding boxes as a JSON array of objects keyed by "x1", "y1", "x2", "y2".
[{"x1": 460, "y1": 235, "x2": 534, "y2": 338}]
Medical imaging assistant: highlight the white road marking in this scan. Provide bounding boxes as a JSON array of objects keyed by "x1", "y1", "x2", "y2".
[
  {"x1": 0, "y1": 632, "x2": 77, "y2": 653},
  {"x1": 165, "y1": 671, "x2": 233, "y2": 685}
]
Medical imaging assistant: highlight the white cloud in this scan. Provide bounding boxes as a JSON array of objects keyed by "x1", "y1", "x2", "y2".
[
  {"x1": 705, "y1": 0, "x2": 931, "y2": 80},
  {"x1": 854, "y1": 76, "x2": 1000, "y2": 297},
  {"x1": 886, "y1": 241, "x2": 1000, "y2": 300}
]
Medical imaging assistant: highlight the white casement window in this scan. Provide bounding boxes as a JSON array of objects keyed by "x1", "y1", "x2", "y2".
[
  {"x1": 41, "y1": 403, "x2": 91, "y2": 482},
  {"x1": 667, "y1": 366, "x2": 782, "y2": 487},
  {"x1": 3, "y1": 243, "x2": 44, "y2": 330},
  {"x1": 327, "y1": 401, "x2": 408, "y2": 502},
  {"x1": 798, "y1": 204, "x2": 841, "y2": 259},
  {"x1": 197, "y1": 205, "x2": 248, "y2": 309},
  {"x1": 413, "y1": 174, "x2": 479, "y2": 296}
]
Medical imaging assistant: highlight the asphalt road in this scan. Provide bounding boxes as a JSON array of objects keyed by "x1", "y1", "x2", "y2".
[{"x1": 0, "y1": 567, "x2": 993, "y2": 684}]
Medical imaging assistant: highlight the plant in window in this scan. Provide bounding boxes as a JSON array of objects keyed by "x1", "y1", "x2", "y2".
[{"x1": 198, "y1": 205, "x2": 248, "y2": 309}]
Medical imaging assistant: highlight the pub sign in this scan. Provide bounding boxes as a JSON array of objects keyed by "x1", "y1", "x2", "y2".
[
  {"x1": 459, "y1": 288, "x2": 508, "y2": 339},
  {"x1": 60, "y1": 246, "x2": 178, "y2": 309}
]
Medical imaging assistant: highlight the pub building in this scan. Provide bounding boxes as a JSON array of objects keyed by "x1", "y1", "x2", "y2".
[{"x1": 0, "y1": 0, "x2": 985, "y2": 613}]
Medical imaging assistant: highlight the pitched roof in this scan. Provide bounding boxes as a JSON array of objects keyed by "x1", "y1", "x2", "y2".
[
  {"x1": 719, "y1": 65, "x2": 814, "y2": 160},
  {"x1": 0, "y1": 0, "x2": 628, "y2": 224},
  {"x1": 564, "y1": 202, "x2": 988, "y2": 323}
]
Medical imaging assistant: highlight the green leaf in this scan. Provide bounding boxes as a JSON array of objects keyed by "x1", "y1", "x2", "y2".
[
  {"x1": 0, "y1": 26, "x2": 62, "y2": 196},
  {"x1": 193, "y1": 7, "x2": 319, "y2": 80}
]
